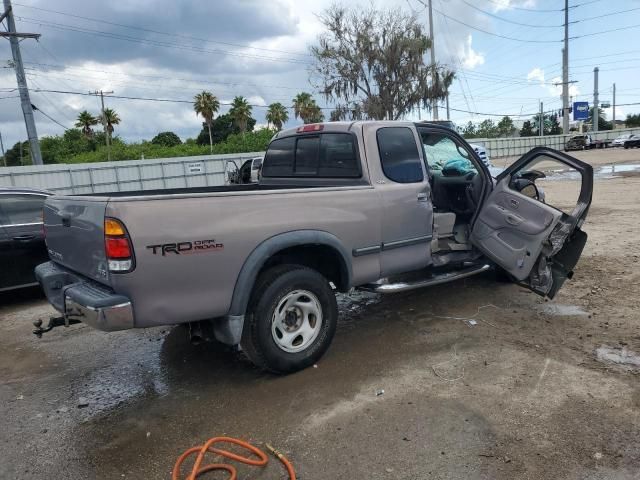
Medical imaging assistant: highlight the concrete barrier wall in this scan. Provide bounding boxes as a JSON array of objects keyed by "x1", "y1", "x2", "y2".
[
  {"x1": 471, "y1": 127, "x2": 640, "y2": 162},
  {"x1": 0, "y1": 152, "x2": 263, "y2": 194}
]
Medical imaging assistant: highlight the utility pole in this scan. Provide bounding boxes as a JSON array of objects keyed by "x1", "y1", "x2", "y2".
[
  {"x1": 593, "y1": 67, "x2": 599, "y2": 133},
  {"x1": 539, "y1": 101, "x2": 544, "y2": 137},
  {"x1": 561, "y1": 0, "x2": 569, "y2": 135},
  {"x1": 1, "y1": 0, "x2": 43, "y2": 165},
  {"x1": 427, "y1": 0, "x2": 438, "y2": 121},
  {"x1": 0, "y1": 130, "x2": 6, "y2": 167},
  {"x1": 93, "y1": 90, "x2": 114, "y2": 161},
  {"x1": 446, "y1": 92, "x2": 450, "y2": 121},
  {"x1": 612, "y1": 82, "x2": 616, "y2": 128}
]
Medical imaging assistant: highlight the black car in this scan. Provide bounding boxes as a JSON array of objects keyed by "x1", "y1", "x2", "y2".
[
  {"x1": 0, "y1": 187, "x2": 51, "y2": 292},
  {"x1": 623, "y1": 135, "x2": 640, "y2": 149}
]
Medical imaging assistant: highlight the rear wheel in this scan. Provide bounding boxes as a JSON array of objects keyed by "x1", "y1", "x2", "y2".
[{"x1": 241, "y1": 264, "x2": 338, "y2": 374}]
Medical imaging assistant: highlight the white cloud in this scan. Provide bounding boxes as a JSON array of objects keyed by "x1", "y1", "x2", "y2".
[
  {"x1": 458, "y1": 35, "x2": 485, "y2": 70},
  {"x1": 527, "y1": 67, "x2": 545, "y2": 84},
  {"x1": 526, "y1": 68, "x2": 581, "y2": 99},
  {"x1": 492, "y1": 0, "x2": 537, "y2": 12}
]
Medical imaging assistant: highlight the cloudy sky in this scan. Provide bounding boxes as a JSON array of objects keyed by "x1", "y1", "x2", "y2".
[{"x1": 1, "y1": 0, "x2": 639, "y2": 148}]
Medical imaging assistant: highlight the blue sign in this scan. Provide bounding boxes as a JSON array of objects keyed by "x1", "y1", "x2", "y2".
[{"x1": 573, "y1": 101, "x2": 589, "y2": 121}]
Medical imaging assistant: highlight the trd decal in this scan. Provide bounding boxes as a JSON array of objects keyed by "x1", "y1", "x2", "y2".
[{"x1": 146, "y1": 239, "x2": 224, "y2": 256}]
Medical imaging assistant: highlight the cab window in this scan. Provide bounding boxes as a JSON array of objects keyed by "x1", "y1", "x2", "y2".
[{"x1": 262, "y1": 133, "x2": 360, "y2": 178}]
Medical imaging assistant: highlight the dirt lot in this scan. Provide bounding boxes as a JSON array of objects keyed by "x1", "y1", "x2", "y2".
[{"x1": 1, "y1": 148, "x2": 639, "y2": 479}]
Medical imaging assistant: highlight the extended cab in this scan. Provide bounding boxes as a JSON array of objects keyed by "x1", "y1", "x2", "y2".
[{"x1": 36, "y1": 122, "x2": 593, "y2": 373}]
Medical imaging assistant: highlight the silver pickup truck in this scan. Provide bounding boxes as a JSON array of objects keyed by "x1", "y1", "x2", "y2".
[{"x1": 36, "y1": 121, "x2": 593, "y2": 373}]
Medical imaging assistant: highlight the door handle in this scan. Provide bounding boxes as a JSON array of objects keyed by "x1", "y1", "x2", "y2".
[
  {"x1": 417, "y1": 193, "x2": 429, "y2": 202},
  {"x1": 12, "y1": 235, "x2": 36, "y2": 241},
  {"x1": 505, "y1": 214, "x2": 523, "y2": 226}
]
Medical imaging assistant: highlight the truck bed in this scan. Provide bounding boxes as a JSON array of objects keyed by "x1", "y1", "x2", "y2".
[{"x1": 75, "y1": 177, "x2": 368, "y2": 199}]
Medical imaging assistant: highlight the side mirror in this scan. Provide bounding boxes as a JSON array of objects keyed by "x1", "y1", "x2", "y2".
[{"x1": 510, "y1": 178, "x2": 541, "y2": 200}]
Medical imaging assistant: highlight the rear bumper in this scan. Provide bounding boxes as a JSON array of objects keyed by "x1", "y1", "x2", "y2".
[{"x1": 35, "y1": 261, "x2": 134, "y2": 331}]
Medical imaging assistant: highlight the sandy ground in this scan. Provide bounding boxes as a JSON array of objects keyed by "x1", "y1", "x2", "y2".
[{"x1": 1, "y1": 148, "x2": 640, "y2": 479}]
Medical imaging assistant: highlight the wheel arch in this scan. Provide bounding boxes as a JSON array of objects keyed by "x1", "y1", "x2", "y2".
[{"x1": 228, "y1": 230, "x2": 352, "y2": 318}]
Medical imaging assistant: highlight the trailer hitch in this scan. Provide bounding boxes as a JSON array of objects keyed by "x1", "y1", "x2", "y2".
[{"x1": 33, "y1": 316, "x2": 81, "y2": 338}]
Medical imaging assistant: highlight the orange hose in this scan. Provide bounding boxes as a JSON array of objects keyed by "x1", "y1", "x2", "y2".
[{"x1": 172, "y1": 436, "x2": 296, "y2": 480}]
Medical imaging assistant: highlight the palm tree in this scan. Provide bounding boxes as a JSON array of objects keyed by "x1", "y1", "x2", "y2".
[
  {"x1": 265, "y1": 102, "x2": 289, "y2": 131},
  {"x1": 193, "y1": 91, "x2": 220, "y2": 153},
  {"x1": 75, "y1": 110, "x2": 97, "y2": 137},
  {"x1": 229, "y1": 96, "x2": 252, "y2": 134},
  {"x1": 100, "y1": 108, "x2": 121, "y2": 139},
  {"x1": 292, "y1": 92, "x2": 323, "y2": 124}
]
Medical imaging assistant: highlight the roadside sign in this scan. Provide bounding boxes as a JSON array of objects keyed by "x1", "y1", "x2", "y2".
[
  {"x1": 188, "y1": 162, "x2": 203, "y2": 173},
  {"x1": 573, "y1": 102, "x2": 589, "y2": 121}
]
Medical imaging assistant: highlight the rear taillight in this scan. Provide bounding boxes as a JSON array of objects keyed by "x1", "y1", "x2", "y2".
[{"x1": 104, "y1": 217, "x2": 134, "y2": 272}]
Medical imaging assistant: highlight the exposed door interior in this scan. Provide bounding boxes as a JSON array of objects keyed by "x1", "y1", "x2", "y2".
[{"x1": 417, "y1": 127, "x2": 488, "y2": 261}]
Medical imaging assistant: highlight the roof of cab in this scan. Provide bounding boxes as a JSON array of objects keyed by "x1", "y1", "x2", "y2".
[{"x1": 273, "y1": 120, "x2": 431, "y2": 140}]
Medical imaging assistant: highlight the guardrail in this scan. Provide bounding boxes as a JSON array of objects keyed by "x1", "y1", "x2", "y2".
[{"x1": 0, "y1": 152, "x2": 263, "y2": 194}]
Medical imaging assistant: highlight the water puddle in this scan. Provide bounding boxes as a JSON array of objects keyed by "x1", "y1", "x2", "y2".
[
  {"x1": 596, "y1": 345, "x2": 640, "y2": 369},
  {"x1": 539, "y1": 303, "x2": 589, "y2": 316},
  {"x1": 596, "y1": 163, "x2": 640, "y2": 177},
  {"x1": 533, "y1": 163, "x2": 640, "y2": 181}
]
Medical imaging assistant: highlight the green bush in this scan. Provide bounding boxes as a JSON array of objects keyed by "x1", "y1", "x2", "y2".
[
  {"x1": 63, "y1": 128, "x2": 274, "y2": 164},
  {"x1": 151, "y1": 131, "x2": 182, "y2": 147}
]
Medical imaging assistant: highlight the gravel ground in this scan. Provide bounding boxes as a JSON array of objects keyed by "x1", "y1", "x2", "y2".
[{"x1": 1, "y1": 148, "x2": 639, "y2": 480}]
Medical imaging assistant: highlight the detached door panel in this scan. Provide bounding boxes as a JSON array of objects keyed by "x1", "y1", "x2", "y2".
[{"x1": 471, "y1": 147, "x2": 593, "y2": 298}]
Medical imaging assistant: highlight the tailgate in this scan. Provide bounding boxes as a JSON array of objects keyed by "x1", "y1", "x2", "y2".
[{"x1": 43, "y1": 196, "x2": 110, "y2": 285}]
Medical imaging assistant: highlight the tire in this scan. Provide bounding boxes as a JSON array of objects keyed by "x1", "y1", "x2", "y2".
[{"x1": 241, "y1": 264, "x2": 338, "y2": 374}]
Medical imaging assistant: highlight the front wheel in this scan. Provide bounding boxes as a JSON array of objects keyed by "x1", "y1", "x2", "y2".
[{"x1": 241, "y1": 265, "x2": 338, "y2": 374}]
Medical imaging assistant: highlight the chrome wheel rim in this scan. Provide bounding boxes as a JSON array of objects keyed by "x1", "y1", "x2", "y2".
[{"x1": 271, "y1": 289, "x2": 323, "y2": 353}]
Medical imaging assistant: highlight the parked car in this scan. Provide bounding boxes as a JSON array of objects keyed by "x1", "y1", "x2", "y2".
[
  {"x1": 250, "y1": 156, "x2": 263, "y2": 183},
  {"x1": 469, "y1": 143, "x2": 491, "y2": 167},
  {"x1": 226, "y1": 157, "x2": 263, "y2": 184},
  {"x1": 0, "y1": 187, "x2": 51, "y2": 292},
  {"x1": 623, "y1": 135, "x2": 640, "y2": 149},
  {"x1": 565, "y1": 134, "x2": 592, "y2": 151},
  {"x1": 36, "y1": 122, "x2": 593, "y2": 373},
  {"x1": 611, "y1": 134, "x2": 633, "y2": 147}
]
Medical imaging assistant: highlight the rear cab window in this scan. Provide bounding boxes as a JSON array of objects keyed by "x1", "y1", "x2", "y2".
[{"x1": 262, "y1": 133, "x2": 361, "y2": 178}]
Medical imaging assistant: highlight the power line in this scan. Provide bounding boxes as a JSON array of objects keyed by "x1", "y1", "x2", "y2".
[
  {"x1": 433, "y1": 7, "x2": 561, "y2": 43},
  {"x1": 12, "y1": 2, "x2": 312, "y2": 58},
  {"x1": 460, "y1": 0, "x2": 562, "y2": 28},
  {"x1": 30, "y1": 103, "x2": 70, "y2": 130},
  {"x1": 28, "y1": 88, "x2": 336, "y2": 110},
  {"x1": 570, "y1": 23, "x2": 640, "y2": 40},
  {"x1": 571, "y1": 6, "x2": 640, "y2": 24},
  {"x1": 22, "y1": 61, "x2": 307, "y2": 91},
  {"x1": 15, "y1": 16, "x2": 313, "y2": 65},
  {"x1": 480, "y1": 0, "x2": 564, "y2": 13}
]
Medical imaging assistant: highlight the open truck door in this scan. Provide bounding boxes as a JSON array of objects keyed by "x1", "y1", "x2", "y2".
[{"x1": 470, "y1": 147, "x2": 593, "y2": 299}]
